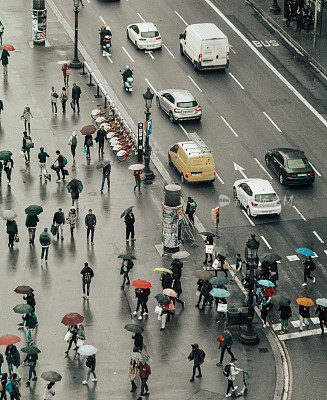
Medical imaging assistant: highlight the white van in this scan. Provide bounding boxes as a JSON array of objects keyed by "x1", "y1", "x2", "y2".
[{"x1": 179, "y1": 23, "x2": 229, "y2": 71}]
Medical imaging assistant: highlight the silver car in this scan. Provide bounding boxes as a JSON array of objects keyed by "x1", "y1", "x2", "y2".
[{"x1": 156, "y1": 89, "x2": 202, "y2": 123}]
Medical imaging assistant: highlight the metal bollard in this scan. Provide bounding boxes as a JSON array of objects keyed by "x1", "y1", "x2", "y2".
[
  {"x1": 79, "y1": 62, "x2": 87, "y2": 75},
  {"x1": 94, "y1": 84, "x2": 102, "y2": 98},
  {"x1": 87, "y1": 73, "x2": 94, "y2": 87}
]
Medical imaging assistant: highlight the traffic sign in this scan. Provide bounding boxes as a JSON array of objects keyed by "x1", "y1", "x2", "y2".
[{"x1": 146, "y1": 118, "x2": 152, "y2": 137}]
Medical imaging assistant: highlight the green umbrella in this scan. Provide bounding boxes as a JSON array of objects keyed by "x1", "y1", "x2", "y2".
[
  {"x1": 25, "y1": 205, "x2": 43, "y2": 216},
  {"x1": 21, "y1": 345, "x2": 41, "y2": 354},
  {"x1": 271, "y1": 295, "x2": 291, "y2": 307},
  {"x1": 1, "y1": 209, "x2": 17, "y2": 221},
  {"x1": 67, "y1": 179, "x2": 83, "y2": 194},
  {"x1": 121, "y1": 206, "x2": 134, "y2": 218},
  {"x1": 96, "y1": 160, "x2": 111, "y2": 170},
  {"x1": 155, "y1": 293, "x2": 169, "y2": 304},
  {"x1": 210, "y1": 276, "x2": 228, "y2": 286},
  {"x1": 0, "y1": 150, "x2": 12, "y2": 160},
  {"x1": 13, "y1": 304, "x2": 33, "y2": 314},
  {"x1": 261, "y1": 253, "x2": 282, "y2": 263}
]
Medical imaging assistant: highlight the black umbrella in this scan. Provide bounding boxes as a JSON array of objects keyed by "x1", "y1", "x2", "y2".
[
  {"x1": 25, "y1": 205, "x2": 43, "y2": 216},
  {"x1": 155, "y1": 294, "x2": 169, "y2": 305},
  {"x1": 120, "y1": 206, "x2": 134, "y2": 218},
  {"x1": 261, "y1": 253, "x2": 282, "y2": 263},
  {"x1": 41, "y1": 371, "x2": 62, "y2": 382},
  {"x1": 124, "y1": 324, "x2": 144, "y2": 333},
  {"x1": 118, "y1": 254, "x2": 136, "y2": 260},
  {"x1": 199, "y1": 231, "x2": 215, "y2": 237},
  {"x1": 271, "y1": 295, "x2": 291, "y2": 307},
  {"x1": 210, "y1": 276, "x2": 228, "y2": 286},
  {"x1": 21, "y1": 345, "x2": 41, "y2": 355},
  {"x1": 96, "y1": 160, "x2": 111, "y2": 170}
]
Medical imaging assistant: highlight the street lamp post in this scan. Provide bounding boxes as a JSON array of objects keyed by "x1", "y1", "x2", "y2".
[
  {"x1": 240, "y1": 234, "x2": 260, "y2": 345},
  {"x1": 142, "y1": 87, "x2": 155, "y2": 180},
  {"x1": 70, "y1": 0, "x2": 82, "y2": 69}
]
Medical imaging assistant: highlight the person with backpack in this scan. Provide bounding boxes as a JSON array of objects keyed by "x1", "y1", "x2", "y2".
[
  {"x1": 23, "y1": 311, "x2": 37, "y2": 345},
  {"x1": 6, "y1": 218, "x2": 18, "y2": 248},
  {"x1": 38, "y1": 147, "x2": 50, "y2": 181},
  {"x1": 95, "y1": 125, "x2": 106, "y2": 155},
  {"x1": 52, "y1": 208, "x2": 65, "y2": 240},
  {"x1": 22, "y1": 131, "x2": 33, "y2": 164},
  {"x1": 5, "y1": 345, "x2": 20, "y2": 379},
  {"x1": 8, "y1": 373, "x2": 20, "y2": 400},
  {"x1": 185, "y1": 197, "x2": 197, "y2": 226},
  {"x1": 161, "y1": 271, "x2": 173, "y2": 289},
  {"x1": 188, "y1": 344, "x2": 205, "y2": 382},
  {"x1": 80, "y1": 262, "x2": 94, "y2": 299},
  {"x1": 25, "y1": 213, "x2": 39, "y2": 245},
  {"x1": 120, "y1": 258, "x2": 133, "y2": 289},
  {"x1": 84, "y1": 135, "x2": 93, "y2": 160},
  {"x1": 68, "y1": 131, "x2": 77, "y2": 160},
  {"x1": 225, "y1": 358, "x2": 243, "y2": 397},
  {"x1": 279, "y1": 304, "x2": 292, "y2": 334},
  {"x1": 0, "y1": 372, "x2": 7, "y2": 400},
  {"x1": 60, "y1": 87, "x2": 68, "y2": 113},
  {"x1": 50, "y1": 87, "x2": 58, "y2": 114},
  {"x1": 25, "y1": 352, "x2": 38, "y2": 386},
  {"x1": 302, "y1": 255, "x2": 316, "y2": 286},
  {"x1": 54, "y1": 150, "x2": 67, "y2": 182},
  {"x1": 3, "y1": 157, "x2": 13, "y2": 186},
  {"x1": 217, "y1": 329, "x2": 235, "y2": 366},
  {"x1": 195, "y1": 279, "x2": 212, "y2": 310},
  {"x1": 83, "y1": 354, "x2": 97, "y2": 384},
  {"x1": 39, "y1": 227, "x2": 51, "y2": 263}
]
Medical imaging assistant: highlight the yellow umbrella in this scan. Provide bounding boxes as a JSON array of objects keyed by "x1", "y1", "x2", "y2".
[{"x1": 153, "y1": 267, "x2": 172, "y2": 274}]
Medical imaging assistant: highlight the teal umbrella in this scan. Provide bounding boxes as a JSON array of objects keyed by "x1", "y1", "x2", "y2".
[
  {"x1": 67, "y1": 179, "x2": 83, "y2": 194},
  {"x1": 316, "y1": 298, "x2": 327, "y2": 307},
  {"x1": 21, "y1": 345, "x2": 41, "y2": 354},
  {"x1": 296, "y1": 248, "x2": 315, "y2": 257},
  {"x1": 25, "y1": 205, "x2": 43, "y2": 216},
  {"x1": 257, "y1": 280, "x2": 275, "y2": 288},
  {"x1": 210, "y1": 288, "x2": 230, "y2": 298},
  {"x1": 1, "y1": 209, "x2": 17, "y2": 221},
  {"x1": 13, "y1": 304, "x2": 33, "y2": 314},
  {"x1": 0, "y1": 150, "x2": 12, "y2": 160},
  {"x1": 121, "y1": 206, "x2": 134, "y2": 218}
]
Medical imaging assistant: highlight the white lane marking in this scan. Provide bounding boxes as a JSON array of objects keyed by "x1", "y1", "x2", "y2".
[
  {"x1": 122, "y1": 46, "x2": 135, "y2": 63},
  {"x1": 260, "y1": 235, "x2": 272, "y2": 249},
  {"x1": 309, "y1": 162, "x2": 321, "y2": 177},
  {"x1": 144, "y1": 78, "x2": 157, "y2": 94},
  {"x1": 242, "y1": 209, "x2": 255, "y2": 226},
  {"x1": 146, "y1": 51, "x2": 155, "y2": 60},
  {"x1": 263, "y1": 111, "x2": 282, "y2": 133},
  {"x1": 174, "y1": 10, "x2": 188, "y2": 25},
  {"x1": 286, "y1": 255, "x2": 300, "y2": 261},
  {"x1": 278, "y1": 328, "x2": 323, "y2": 341},
  {"x1": 215, "y1": 172, "x2": 225, "y2": 184},
  {"x1": 99, "y1": 16, "x2": 106, "y2": 24},
  {"x1": 187, "y1": 75, "x2": 202, "y2": 92},
  {"x1": 137, "y1": 12, "x2": 146, "y2": 23},
  {"x1": 106, "y1": 54, "x2": 113, "y2": 64},
  {"x1": 325, "y1": 250, "x2": 327, "y2": 256},
  {"x1": 178, "y1": 123, "x2": 190, "y2": 137},
  {"x1": 313, "y1": 231, "x2": 324, "y2": 243},
  {"x1": 229, "y1": 72, "x2": 245, "y2": 90},
  {"x1": 86, "y1": 0, "x2": 90, "y2": 3},
  {"x1": 202, "y1": 0, "x2": 327, "y2": 129},
  {"x1": 230, "y1": 45, "x2": 236, "y2": 54},
  {"x1": 254, "y1": 158, "x2": 273, "y2": 179},
  {"x1": 163, "y1": 44, "x2": 175, "y2": 59},
  {"x1": 292, "y1": 205, "x2": 306, "y2": 221},
  {"x1": 220, "y1": 116, "x2": 238, "y2": 137}
]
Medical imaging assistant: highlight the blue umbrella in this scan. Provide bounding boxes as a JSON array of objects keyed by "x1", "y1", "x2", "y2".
[
  {"x1": 296, "y1": 248, "x2": 315, "y2": 257},
  {"x1": 316, "y1": 298, "x2": 327, "y2": 307},
  {"x1": 210, "y1": 288, "x2": 230, "y2": 298},
  {"x1": 257, "y1": 280, "x2": 275, "y2": 288}
]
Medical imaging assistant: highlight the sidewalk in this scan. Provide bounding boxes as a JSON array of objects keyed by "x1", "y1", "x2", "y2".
[
  {"x1": 0, "y1": 2, "x2": 278, "y2": 399},
  {"x1": 245, "y1": 0, "x2": 327, "y2": 79}
]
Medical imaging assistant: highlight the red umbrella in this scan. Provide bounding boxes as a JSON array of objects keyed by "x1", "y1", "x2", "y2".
[
  {"x1": 0, "y1": 334, "x2": 21, "y2": 345},
  {"x1": 1, "y1": 44, "x2": 15, "y2": 51},
  {"x1": 80, "y1": 125, "x2": 96, "y2": 136},
  {"x1": 61, "y1": 312, "x2": 84, "y2": 326},
  {"x1": 132, "y1": 280, "x2": 152, "y2": 289}
]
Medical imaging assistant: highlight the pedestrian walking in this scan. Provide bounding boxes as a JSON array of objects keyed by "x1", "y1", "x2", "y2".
[
  {"x1": 68, "y1": 131, "x2": 77, "y2": 160},
  {"x1": 217, "y1": 329, "x2": 235, "y2": 366},
  {"x1": 133, "y1": 288, "x2": 150, "y2": 320},
  {"x1": 69, "y1": 181, "x2": 81, "y2": 209},
  {"x1": 74, "y1": 324, "x2": 85, "y2": 357},
  {"x1": 22, "y1": 131, "x2": 33, "y2": 164},
  {"x1": 279, "y1": 305, "x2": 292, "y2": 334},
  {"x1": 23, "y1": 311, "x2": 37, "y2": 345},
  {"x1": 270, "y1": 261, "x2": 279, "y2": 286},
  {"x1": 25, "y1": 353, "x2": 38, "y2": 386},
  {"x1": 59, "y1": 87, "x2": 68, "y2": 113},
  {"x1": 23, "y1": 292, "x2": 36, "y2": 311},
  {"x1": 95, "y1": 125, "x2": 106, "y2": 154},
  {"x1": 296, "y1": 7, "x2": 303, "y2": 32},
  {"x1": 9, "y1": 373, "x2": 20, "y2": 400},
  {"x1": 231, "y1": 253, "x2": 243, "y2": 282},
  {"x1": 65, "y1": 325, "x2": 78, "y2": 356},
  {"x1": 6, "y1": 218, "x2": 18, "y2": 248},
  {"x1": 0, "y1": 352, "x2": 3, "y2": 376},
  {"x1": 215, "y1": 296, "x2": 227, "y2": 323},
  {"x1": 161, "y1": 271, "x2": 173, "y2": 289},
  {"x1": 172, "y1": 278, "x2": 185, "y2": 308},
  {"x1": 80, "y1": 262, "x2": 94, "y2": 299},
  {"x1": 0, "y1": 373, "x2": 7, "y2": 400},
  {"x1": 52, "y1": 208, "x2": 65, "y2": 240},
  {"x1": 61, "y1": 63, "x2": 70, "y2": 86},
  {"x1": 38, "y1": 147, "x2": 50, "y2": 181},
  {"x1": 0, "y1": 99, "x2": 3, "y2": 119},
  {"x1": 100, "y1": 162, "x2": 111, "y2": 192},
  {"x1": 132, "y1": 332, "x2": 143, "y2": 352},
  {"x1": 53, "y1": 150, "x2": 68, "y2": 182},
  {"x1": 21, "y1": 105, "x2": 33, "y2": 133},
  {"x1": 185, "y1": 196, "x2": 197, "y2": 226},
  {"x1": 83, "y1": 134, "x2": 93, "y2": 159},
  {"x1": 170, "y1": 258, "x2": 183, "y2": 279},
  {"x1": 71, "y1": 83, "x2": 81, "y2": 114},
  {"x1": 299, "y1": 304, "x2": 310, "y2": 331},
  {"x1": 3, "y1": 157, "x2": 13, "y2": 185},
  {"x1": 260, "y1": 296, "x2": 273, "y2": 327},
  {"x1": 120, "y1": 258, "x2": 133, "y2": 289},
  {"x1": 195, "y1": 279, "x2": 212, "y2": 310},
  {"x1": 316, "y1": 305, "x2": 327, "y2": 334},
  {"x1": 188, "y1": 344, "x2": 205, "y2": 382},
  {"x1": 82, "y1": 354, "x2": 97, "y2": 384},
  {"x1": 124, "y1": 209, "x2": 135, "y2": 242},
  {"x1": 0, "y1": 49, "x2": 9, "y2": 75},
  {"x1": 25, "y1": 213, "x2": 39, "y2": 245},
  {"x1": 68, "y1": 207, "x2": 77, "y2": 236},
  {"x1": 302, "y1": 255, "x2": 316, "y2": 286},
  {"x1": 39, "y1": 228, "x2": 51, "y2": 263},
  {"x1": 0, "y1": 161, "x2": 2, "y2": 185},
  {"x1": 129, "y1": 359, "x2": 138, "y2": 393},
  {"x1": 0, "y1": 21, "x2": 4, "y2": 45},
  {"x1": 157, "y1": 302, "x2": 169, "y2": 331},
  {"x1": 225, "y1": 358, "x2": 243, "y2": 398},
  {"x1": 85, "y1": 209, "x2": 96, "y2": 245},
  {"x1": 49, "y1": 87, "x2": 58, "y2": 114},
  {"x1": 133, "y1": 169, "x2": 142, "y2": 194},
  {"x1": 285, "y1": 2, "x2": 293, "y2": 26},
  {"x1": 137, "y1": 360, "x2": 151, "y2": 398},
  {"x1": 5, "y1": 345, "x2": 20, "y2": 379},
  {"x1": 203, "y1": 234, "x2": 214, "y2": 264},
  {"x1": 43, "y1": 382, "x2": 55, "y2": 399}
]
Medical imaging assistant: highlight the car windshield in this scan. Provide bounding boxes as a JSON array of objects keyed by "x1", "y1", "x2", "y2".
[
  {"x1": 287, "y1": 158, "x2": 309, "y2": 169},
  {"x1": 177, "y1": 101, "x2": 198, "y2": 108},
  {"x1": 141, "y1": 31, "x2": 159, "y2": 38},
  {"x1": 255, "y1": 193, "x2": 277, "y2": 202}
]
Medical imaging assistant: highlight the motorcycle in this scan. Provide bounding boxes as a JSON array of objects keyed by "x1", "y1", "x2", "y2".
[
  {"x1": 101, "y1": 34, "x2": 112, "y2": 53},
  {"x1": 120, "y1": 69, "x2": 134, "y2": 93}
]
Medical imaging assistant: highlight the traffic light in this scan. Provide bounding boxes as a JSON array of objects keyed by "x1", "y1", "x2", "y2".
[{"x1": 211, "y1": 206, "x2": 220, "y2": 224}]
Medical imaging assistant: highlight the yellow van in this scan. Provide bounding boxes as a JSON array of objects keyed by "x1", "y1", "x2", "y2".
[{"x1": 168, "y1": 140, "x2": 215, "y2": 183}]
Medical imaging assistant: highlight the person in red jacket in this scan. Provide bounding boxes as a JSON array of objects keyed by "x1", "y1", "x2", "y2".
[
  {"x1": 133, "y1": 169, "x2": 142, "y2": 194},
  {"x1": 137, "y1": 361, "x2": 151, "y2": 398}
]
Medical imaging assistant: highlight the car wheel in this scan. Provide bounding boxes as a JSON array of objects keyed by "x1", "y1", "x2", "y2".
[
  {"x1": 279, "y1": 174, "x2": 285, "y2": 185},
  {"x1": 265, "y1": 157, "x2": 269, "y2": 167},
  {"x1": 156, "y1": 96, "x2": 160, "y2": 108},
  {"x1": 126, "y1": 30, "x2": 130, "y2": 40},
  {"x1": 169, "y1": 112, "x2": 175, "y2": 123},
  {"x1": 181, "y1": 173, "x2": 185, "y2": 183},
  {"x1": 168, "y1": 155, "x2": 172, "y2": 166},
  {"x1": 193, "y1": 61, "x2": 198, "y2": 70},
  {"x1": 197, "y1": 116, "x2": 201, "y2": 122},
  {"x1": 233, "y1": 187, "x2": 238, "y2": 199},
  {"x1": 247, "y1": 206, "x2": 252, "y2": 217},
  {"x1": 180, "y1": 44, "x2": 184, "y2": 56}
]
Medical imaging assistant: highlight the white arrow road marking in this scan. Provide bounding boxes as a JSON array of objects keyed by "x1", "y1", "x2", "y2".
[
  {"x1": 309, "y1": 162, "x2": 321, "y2": 177},
  {"x1": 106, "y1": 54, "x2": 113, "y2": 63},
  {"x1": 292, "y1": 205, "x2": 306, "y2": 221},
  {"x1": 145, "y1": 51, "x2": 155, "y2": 60},
  {"x1": 254, "y1": 158, "x2": 273, "y2": 179},
  {"x1": 229, "y1": 72, "x2": 244, "y2": 90},
  {"x1": 137, "y1": 12, "x2": 146, "y2": 22},
  {"x1": 163, "y1": 44, "x2": 175, "y2": 59},
  {"x1": 233, "y1": 162, "x2": 248, "y2": 179},
  {"x1": 174, "y1": 10, "x2": 188, "y2": 25},
  {"x1": 260, "y1": 235, "x2": 272, "y2": 249},
  {"x1": 99, "y1": 16, "x2": 106, "y2": 24},
  {"x1": 263, "y1": 111, "x2": 282, "y2": 133},
  {"x1": 122, "y1": 46, "x2": 135, "y2": 63},
  {"x1": 242, "y1": 210, "x2": 255, "y2": 226},
  {"x1": 188, "y1": 76, "x2": 202, "y2": 92},
  {"x1": 230, "y1": 45, "x2": 236, "y2": 54},
  {"x1": 220, "y1": 116, "x2": 238, "y2": 137},
  {"x1": 313, "y1": 231, "x2": 324, "y2": 243},
  {"x1": 144, "y1": 78, "x2": 157, "y2": 94}
]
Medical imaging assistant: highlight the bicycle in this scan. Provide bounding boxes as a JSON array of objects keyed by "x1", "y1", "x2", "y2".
[{"x1": 116, "y1": 145, "x2": 136, "y2": 162}]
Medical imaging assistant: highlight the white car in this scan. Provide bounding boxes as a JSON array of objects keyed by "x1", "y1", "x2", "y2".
[
  {"x1": 233, "y1": 178, "x2": 281, "y2": 217},
  {"x1": 126, "y1": 22, "x2": 162, "y2": 50}
]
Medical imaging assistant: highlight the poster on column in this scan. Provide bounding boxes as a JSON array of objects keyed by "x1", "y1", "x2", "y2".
[{"x1": 32, "y1": 9, "x2": 47, "y2": 43}]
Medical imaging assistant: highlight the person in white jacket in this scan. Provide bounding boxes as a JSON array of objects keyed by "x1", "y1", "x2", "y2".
[
  {"x1": 226, "y1": 358, "x2": 243, "y2": 397},
  {"x1": 68, "y1": 131, "x2": 78, "y2": 160}
]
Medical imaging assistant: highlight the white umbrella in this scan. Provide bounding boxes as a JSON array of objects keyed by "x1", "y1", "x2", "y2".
[
  {"x1": 57, "y1": 60, "x2": 70, "y2": 65},
  {"x1": 128, "y1": 164, "x2": 145, "y2": 171},
  {"x1": 77, "y1": 345, "x2": 97, "y2": 356},
  {"x1": 171, "y1": 250, "x2": 189, "y2": 259}
]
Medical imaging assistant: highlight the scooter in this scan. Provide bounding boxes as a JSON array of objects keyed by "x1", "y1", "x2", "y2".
[
  {"x1": 231, "y1": 371, "x2": 248, "y2": 397},
  {"x1": 101, "y1": 34, "x2": 112, "y2": 53},
  {"x1": 123, "y1": 76, "x2": 134, "y2": 92}
]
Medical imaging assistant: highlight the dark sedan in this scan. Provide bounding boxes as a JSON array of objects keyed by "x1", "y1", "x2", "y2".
[{"x1": 265, "y1": 148, "x2": 315, "y2": 185}]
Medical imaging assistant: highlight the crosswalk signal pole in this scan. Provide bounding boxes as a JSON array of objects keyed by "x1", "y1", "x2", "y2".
[{"x1": 211, "y1": 206, "x2": 220, "y2": 238}]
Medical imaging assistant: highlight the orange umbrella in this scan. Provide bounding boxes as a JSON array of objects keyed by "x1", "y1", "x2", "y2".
[
  {"x1": 0, "y1": 334, "x2": 21, "y2": 345},
  {"x1": 1, "y1": 44, "x2": 15, "y2": 51},
  {"x1": 296, "y1": 297, "x2": 314, "y2": 307},
  {"x1": 132, "y1": 279, "x2": 151, "y2": 289}
]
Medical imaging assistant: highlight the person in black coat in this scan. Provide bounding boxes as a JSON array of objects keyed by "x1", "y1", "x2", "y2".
[
  {"x1": 279, "y1": 305, "x2": 292, "y2": 333},
  {"x1": 170, "y1": 259, "x2": 183, "y2": 279},
  {"x1": 6, "y1": 219, "x2": 18, "y2": 248},
  {"x1": 53, "y1": 208, "x2": 65, "y2": 240},
  {"x1": 71, "y1": 83, "x2": 81, "y2": 114},
  {"x1": 316, "y1": 305, "x2": 327, "y2": 334},
  {"x1": 203, "y1": 235, "x2": 214, "y2": 264},
  {"x1": 161, "y1": 271, "x2": 173, "y2": 289},
  {"x1": 172, "y1": 278, "x2": 185, "y2": 308},
  {"x1": 195, "y1": 280, "x2": 212, "y2": 310},
  {"x1": 124, "y1": 210, "x2": 135, "y2": 242},
  {"x1": 95, "y1": 126, "x2": 106, "y2": 155},
  {"x1": 133, "y1": 288, "x2": 150, "y2": 320},
  {"x1": 25, "y1": 214, "x2": 39, "y2": 245},
  {"x1": 0, "y1": 372, "x2": 7, "y2": 399},
  {"x1": 132, "y1": 332, "x2": 143, "y2": 352},
  {"x1": 65, "y1": 325, "x2": 78, "y2": 356},
  {"x1": 299, "y1": 305, "x2": 310, "y2": 331},
  {"x1": 120, "y1": 259, "x2": 133, "y2": 289}
]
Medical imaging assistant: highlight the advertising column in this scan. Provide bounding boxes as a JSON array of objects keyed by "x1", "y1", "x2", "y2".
[
  {"x1": 162, "y1": 184, "x2": 182, "y2": 253},
  {"x1": 32, "y1": 0, "x2": 47, "y2": 44}
]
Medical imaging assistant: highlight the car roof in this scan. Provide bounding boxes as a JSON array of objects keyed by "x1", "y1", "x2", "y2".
[
  {"x1": 176, "y1": 141, "x2": 212, "y2": 157},
  {"x1": 272, "y1": 148, "x2": 305, "y2": 159},
  {"x1": 187, "y1": 23, "x2": 227, "y2": 40},
  {"x1": 235, "y1": 178, "x2": 276, "y2": 194},
  {"x1": 133, "y1": 22, "x2": 158, "y2": 32},
  {"x1": 159, "y1": 89, "x2": 195, "y2": 102}
]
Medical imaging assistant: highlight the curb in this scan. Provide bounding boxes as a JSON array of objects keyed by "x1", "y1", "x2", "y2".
[{"x1": 246, "y1": 0, "x2": 327, "y2": 84}]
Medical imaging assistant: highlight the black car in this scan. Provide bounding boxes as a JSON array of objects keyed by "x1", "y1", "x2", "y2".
[{"x1": 265, "y1": 148, "x2": 315, "y2": 185}]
